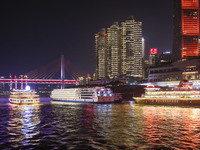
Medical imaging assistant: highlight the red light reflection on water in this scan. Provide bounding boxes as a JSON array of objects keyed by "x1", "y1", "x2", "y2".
[{"x1": 140, "y1": 106, "x2": 200, "y2": 149}]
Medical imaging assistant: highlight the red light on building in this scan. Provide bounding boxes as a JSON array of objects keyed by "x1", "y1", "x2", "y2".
[
  {"x1": 87, "y1": 74, "x2": 90, "y2": 78},
  {"x1": 181, "y1": 0, "x2": 199, "y2": 9},
  {"x1": 181, "y1": 0, "x2": 199, "y2": 58},
  {"x1": 150, "y1": 48, "x2": 158, "y2": 55}
]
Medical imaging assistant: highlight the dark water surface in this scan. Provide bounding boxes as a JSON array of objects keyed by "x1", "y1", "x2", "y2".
[{"x1": 0, "y1": 98, "x2": 200, "y2": 149}]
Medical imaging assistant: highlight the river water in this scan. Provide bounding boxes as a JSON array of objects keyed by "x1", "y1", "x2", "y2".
[{"x1": 0, "y1": 98, "x2": 200, "y2": 149}]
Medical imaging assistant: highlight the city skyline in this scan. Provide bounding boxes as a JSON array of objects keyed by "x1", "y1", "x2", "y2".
[
  {"x1": 95, "y1": 17, "x2": 143, "y2": 80},
  {"x1": 0, "y1": 0, "x2": 173, "y2": 77}
]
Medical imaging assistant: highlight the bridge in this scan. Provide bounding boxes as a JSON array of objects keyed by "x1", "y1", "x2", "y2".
[
  {"x1": 0, "y1": 55, "x2": 82, "y2": 90},
  {"x1": 0, "y1": 79, "x2": 78, "y2": 84}
]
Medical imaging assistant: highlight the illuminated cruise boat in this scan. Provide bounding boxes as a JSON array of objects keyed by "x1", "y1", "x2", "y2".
[
  {"x1": 9, "y1": 86, "x2": 40, "y2": 104},
  {"x1": 50, "y1": 87, "x2": 115, "y2": 103},
  {"x1": 133, "y1": 80, "x2": 200, "y2": 106}
]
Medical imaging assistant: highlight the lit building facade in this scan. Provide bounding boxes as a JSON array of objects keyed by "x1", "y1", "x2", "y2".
[
  {"x1": 159, "y1": 51, "x2": 172, "y2": 66},
  {"x1": 142, "y1": 38, "x2": 145, "y2": 79},
  {"x1": 149, "y1": 54, "x2": 157, "y2": 67},
  {"x1": 148, "y1": 59, "x2": 200, "y2": 82},
  {"x1": 121, "y1": 17, "x2": 143, "y2": 78},
  {"x1": 107, "y1": 22, "x2": 122, "y2": 78},
  {"x1": 173, "y1": 0, "x2": 199, "y2": 60},
  {"x1": 142, "y1": 38, "x2": 145, "y2": 62},
  {"x1": 121, "y1": 21, "x2": 127, "y2": 75},
  {"x1": 133, "y1": 21, "x2": 143, "y2": 78},
  {"x1": 181, "y1": 0, "x2": 199, "y2": 58},
  {"x1": 149, "y1": 48, "x2": 158, "y2": 67},
  {"x1": 95, "y1": 28, "x2": 107, "y2": 79},
  {"x1": 95, "y1": 17, "x2": 143, "y2": 80},
  {"x1": 199, "y1": 39, "x2": 200, "y2": 56}
]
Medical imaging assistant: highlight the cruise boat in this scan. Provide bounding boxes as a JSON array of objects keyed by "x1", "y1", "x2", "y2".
[
  {"x1": 133, "y1": 80, "x2": 200, "y2": 106},
  {"x1": 50, "y1": 87, "x2": 115, "y2": 103},
  {"x1": 9, "y1": 86, "x2": 40, "y2": 104}
]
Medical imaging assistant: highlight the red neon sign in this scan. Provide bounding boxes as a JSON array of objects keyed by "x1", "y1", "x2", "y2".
[{"x1": 150, "y1": 48, "x2": 158, "y2": 55}]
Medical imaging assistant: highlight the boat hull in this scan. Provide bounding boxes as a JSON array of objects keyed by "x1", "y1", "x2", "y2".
[
  {"x1": 9, "y1": 99, "x2": 40, "y2": 105},
  {"x1": 51, "y1": 99, "x2": 115, "y2": 104},
  {"x1": 50, "y1": 87, "x2": 116, "y2": 104},
  {"x1": 9, "y1": 89, "x2": 40, "y2": 105},
  {"x1": 133, "y1": 97, "x2": 200, "y2": 106},
  {"x1": 9, "y1": 101, "x2": 40, "y2": 105}
]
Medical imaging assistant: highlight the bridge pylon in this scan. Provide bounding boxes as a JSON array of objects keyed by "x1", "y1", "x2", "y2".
[{"x1": 61, "y1": 55, "x2": 65, "y2": 89}]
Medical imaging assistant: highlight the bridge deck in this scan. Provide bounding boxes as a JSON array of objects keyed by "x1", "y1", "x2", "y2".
[{"x1": 0, "y1": 79, "x2": 78, "y2": 84}]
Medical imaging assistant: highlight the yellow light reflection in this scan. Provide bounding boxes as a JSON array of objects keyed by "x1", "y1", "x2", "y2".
[{"x1": 7, "y1": 104, "x2": 40, "y2": 147}]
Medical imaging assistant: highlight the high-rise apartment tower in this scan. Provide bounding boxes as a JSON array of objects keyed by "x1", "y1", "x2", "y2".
[
  {"x1": 95, "y1": 28, "x2": 107, "y2": 79},
  {"x1": 121, "y1": 16, "x2": 143, "y2": 78},
  {"x1": 107, "y1": 22, "x2": 122, "y2": 78},
  {"x1": 95, "y1": 17, "x2": 143, "y2": 80}
]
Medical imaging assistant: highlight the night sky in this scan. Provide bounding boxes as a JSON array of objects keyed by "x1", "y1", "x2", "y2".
[{"x1": 0, "y1": 0, "x2": 173, "y2": 78}]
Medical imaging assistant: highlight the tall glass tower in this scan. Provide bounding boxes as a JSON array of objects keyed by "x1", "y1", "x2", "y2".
[{"x1": 173, "y1": 0, "x2": 199, "y2": 60}]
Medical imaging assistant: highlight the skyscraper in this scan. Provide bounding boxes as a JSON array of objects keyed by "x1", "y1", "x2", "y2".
[
  {"x1": 173, "y1": 0, "x2": 199, "y2": 60},
  {"x1": 95, "y1": 17, "x2": 143, "y2": 80},
  {"x1": 121, "y1": 17, "x2": 143, "y2": 78},
  {"x1": 133, "y1": 21, "x2": 143, "y2": 78},
  {"x1": 107, "y1": 22, "x2": 122, "y2": 78},
  {"x1": 95, "y1": 28, "x2": 107, "y2": 79}
]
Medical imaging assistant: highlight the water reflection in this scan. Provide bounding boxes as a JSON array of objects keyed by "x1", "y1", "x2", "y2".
[
  {"x1": 0, "y1": 100, "x2": 200, "y2": 149},
  {"x1": 7, "y1": 104, "x2": 40, "y2": 148},
  {"x1": 138, "y1": 105, "x2": 200, "y2": 149},
  {"x1": 98, "y1": 102, "x2": 144, "y2": 149}
]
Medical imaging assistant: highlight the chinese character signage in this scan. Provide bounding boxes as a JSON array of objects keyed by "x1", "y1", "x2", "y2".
[{"x1": 150, "y1": 48, "x2": 158, "y2": 55}]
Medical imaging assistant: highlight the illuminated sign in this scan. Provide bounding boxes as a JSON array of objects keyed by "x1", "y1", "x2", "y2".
[{"x1": 150, "y1": 48, "x2": 158, "y2": 55}]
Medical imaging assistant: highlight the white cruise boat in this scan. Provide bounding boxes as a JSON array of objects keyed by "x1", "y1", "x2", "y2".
[
  {"x1": 50, "y1": 87, "x2": 115, "y2": 103},
  {"x1": 9, "y1": 87, "x2": 40, "y2": 104},
  {"x1": 133, "y1": 80, "x2": 200, "y2": 106}
]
